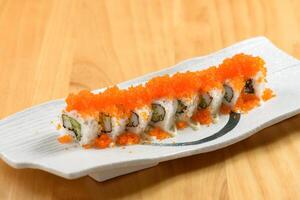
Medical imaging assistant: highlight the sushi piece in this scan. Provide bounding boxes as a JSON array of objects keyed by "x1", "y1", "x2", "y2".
[
  {"x1": 176, "y1": 94, "x2": 199, "y2": 121},
  {"x1": 192, "y1": 67, "x2": 224, "y2": 124},
  {"x1": 176, "y1": 94, "x2": 200, "y2": 129},
  {"x1": 207, "y1": 89, "x2": 224, "y2": 117},
  {"x1": 245, "y1": 71, "x2": 265, "y2": 98},
  {"x1": 198, "y1": 88, "x2": 224, "y2": 123},
  {"x1": 150, "y1": 99, "x2": 178, "y2": 135},
  {"x1": 126, "y1": 105, "x2": 152, "y2": 134},
  {"x1": 61, "y1": 111, "x2": 99, "y2": 145},
  {"x1": 218, "y1": 54, "x2": 267, "y2": 112},
  {"x1": 99, "y1": 113, "x2": 127, "y2": 140},
  {"x1": 222, "y1": 78, "x2": 244, "y2": 110}
]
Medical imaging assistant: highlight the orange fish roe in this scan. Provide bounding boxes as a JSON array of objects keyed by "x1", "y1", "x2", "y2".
[
  {"x1": 229, "y1": 77, "x2": 245, "y2": 92},
  {"x1": 196, "y1": 67, "x2": 223, "y2": 92},
  {"x1": 116, "y1": 132, "x2": 140, "y2": 146},
  {"x1": 262, "y1": 88, "x2": 275, "y2": 101},
  {"x1": 234, "y1": 93, "x2": 260, "y2": 113},
  {"x1": 148, "y1": 127, "x2": 170, "y2": 140},
  {"x1": 146, "y1": 75, "x2": 175, "y2": 99},
  {"x1": 65, "y1": 53, "x2": 269, "y2": 120},
  {"x1": 83, "y1": 144, "x2": 93, "y2": 149},
  {"x1": 217, "y1": 53, "x2": 266, "y2": 82},
  {"x1": 94, "y1": 134, "x2": 112, "y2": 149},
  {"x1": 65, "y1": 68, "x2": 224, "y2": 116},
  {"x1": 192, "y1": 109, "x2": 212, "y2": 125},
  {"x1": 220, "y1": 104, "x2": 231, "y2": 115},
  {"x1": 57, "y1": 134, "x2": 73, "y2": 144},
  {"x1": 176, "y1": 121, "x2": 188, "y2": 129}
]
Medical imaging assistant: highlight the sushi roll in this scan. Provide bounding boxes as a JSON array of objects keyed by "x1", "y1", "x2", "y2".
[
  {"x1": 126, "y1": 105, "x2": 152, "y2": 134},
  {"x1": 176, "y1": 94, "x2": 199, "y2": 121},
  {"x1": 217, "y1": 53, "x2": 268, "y2": 113},
  {"x1": 99, "y1": 113, "x2": 127, "y2": 140},
  {"x1": 59, "y1": 53, "x2": 272, "y2": 148},
  {"x1": 176, "y1": 94, "x2": 200, "y2": 129},
  {"x1": 198, "y1": 88, "x2": 224, "y2": 122},
  {"x1": 61, "y1": 111, "x2": 99, "y2": 145},
  {"x1": 222, "y1": 78, "x2": 244, "y2": 110},
  {"x1": 245, "y1": 71, "x2": 266, "y2": 99},
  {"x1": 150, "y1": 99, "x2": 178, "y2": 135},
  {"x1": 208, "y1": 89, "x2": 224, "y2": 116}
]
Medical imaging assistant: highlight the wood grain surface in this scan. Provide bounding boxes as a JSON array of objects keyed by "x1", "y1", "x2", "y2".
[{"x1": 1, "y1": 0, "x2": 300, "y2": 199}]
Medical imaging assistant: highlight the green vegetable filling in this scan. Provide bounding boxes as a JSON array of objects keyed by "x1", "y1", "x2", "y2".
[{"x1": 62, "y1": 114, "x2": 82, "y2": 141}]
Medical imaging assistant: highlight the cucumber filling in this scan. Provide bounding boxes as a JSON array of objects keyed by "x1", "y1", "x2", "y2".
[
  {"x1": 151, "y1": 103, "x2": 166, "y2": 122},
  {"x1": 62, "y1": 114, "x2": 82, "y2": 141}
]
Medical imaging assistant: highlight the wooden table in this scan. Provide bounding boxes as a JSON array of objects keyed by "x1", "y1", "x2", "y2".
[{"x1": 1, "y1": 0, "x2": 300, "y2": 199}]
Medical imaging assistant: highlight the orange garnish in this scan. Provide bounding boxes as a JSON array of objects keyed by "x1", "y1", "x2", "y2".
[
  {"x1": 148, "y1": 127, "x2": 170, "y2": 140},
  {"x1": 65, "y1": 54, "x2": 267, "y2": 117},
  {"x1": 192, "y1": 109, "x2": 212, "y2": 125},
  {"x1": 82, "y1": 144, "x2": 93, "y2": 149},
  {"x1": 57, "y1": 134, "x2": 73, "y2": 144},
  {"x1": 262, "y1": 88, "x2": 275, "y2": 101},
  {"x1": 116, "y1": 132, "x2": 140, "y2": 146},
  {"x1": 234, "y1": 93, "x2": 260, "y2": 113},
  {"x1": 94, "y1": 134, "x2": 112, "y2": 149},
  {"x1": 176, "y1": 121, "x2": 188, "y2": 129},
  {"x1": 220, "y1": 104, "x2": 231, "y2": 115},
  {"x1": 217, "y1": 53, "x2": 266, "y2": 82}
]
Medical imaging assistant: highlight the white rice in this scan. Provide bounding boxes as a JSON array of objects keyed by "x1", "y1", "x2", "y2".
[
  {"x1": 252, "y1": 71, "x2": 265, "y2": 100},
  {"x1": 127, "y1": 105, "x2": 152, "y2": 134},
  {"x1": 151, "y1": 98, "x2": 178, "y2": 136},
  {"x1": 109, "y1": 116, "x2": 127, "y2": 139},
  {"x1": 208, "y1": 88, "x2": 224, "y2": 122},
  {"x1": 223, "y1": 79, "x2": 242, "y2": 109},
  {"x1": 176, "y1": 94, "x2": 199, "y2": 122}
]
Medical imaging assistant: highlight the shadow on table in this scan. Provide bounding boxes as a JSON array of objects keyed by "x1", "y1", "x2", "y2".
[{"x1": 3, "y1": 114, "x2": 300, "y2": 199}]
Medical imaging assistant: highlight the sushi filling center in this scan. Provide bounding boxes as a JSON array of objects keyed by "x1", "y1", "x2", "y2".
[
  {"x1": 198, "y1": 93, "x2": 212, "y2": 109},
  {"x1": 151, "y1": 103, "x2": 166, "y2": 122},
  {"x1": 99, "y1": 113, "x2": 112, "y2": 133},
  {"x1": 62, "y1": 114, "x2": 82, "y2": 141},
  {"x1": 176, "y1": 100, "x2": 188, "y2": 114},
  {"x1": 223, "y1": 84, "x2": 234, "y2": 103},
  {"x1": 244, "y1": 79, "x2": 255, "y2": 94},
  {"x1": 127, "y1": 112, "x2": 139, "y2": 127}
]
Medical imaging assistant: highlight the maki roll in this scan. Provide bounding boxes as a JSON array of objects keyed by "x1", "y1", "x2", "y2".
[
  {"x1": 126, "y1": 105, "x2": 152, "y2": 134},
  {"x1": 198, "y1": 88, "x2": 224, "y2": 122},
  {"x1": 99, "y1": 113, "x2": 127, "y2": 140},
  {"x1": 222, "y1": 78, "x2": 244, "y2": 109},
  {"x1": 150, "y1": 99, "x2": 178, "y2": 135},
  {"x1": 176, "y1": 94, "x2": 200, "y2": 129},
  {"x1": 61, "y1": 111, "x2": 99, "y2": 145},
  {"x1": 245, "y1": 71, "x2": 266, "y2": 98},
  {"x1": 207, "y1": 89, "x2": 224, "y2": 117},
  {"x1": 176, "y1": 94, "x2": 199, "y2": 121},
  {"x1": 192, "y1": 67, "x2": 225, "y2": 124},
  {"x1": 59, "y1": 53, "x2": 272, "y2": 148},
  {"x1": 218, "y1": 54, "x2": 267, "y2": 112}
]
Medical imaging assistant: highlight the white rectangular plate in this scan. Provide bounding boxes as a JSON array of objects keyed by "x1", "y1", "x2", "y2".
[{"x1": 1, "y1": 36, "x2": 300, "y2": 182}]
